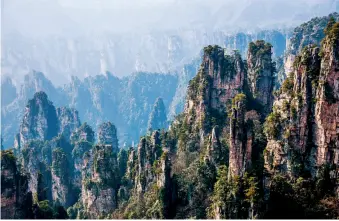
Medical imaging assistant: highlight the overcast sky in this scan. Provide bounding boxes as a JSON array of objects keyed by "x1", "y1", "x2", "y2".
[{"x1": 2, "y1": 0, "x2": 338, "y2": 38}]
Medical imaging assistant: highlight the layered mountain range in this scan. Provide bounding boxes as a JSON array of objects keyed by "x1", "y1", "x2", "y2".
[
  {"x1": 1, "y1": 13, "x2": 339, "y2": 219},
  {"x1": 2, "y1": 13, "x2": 338, "y2": 150}
]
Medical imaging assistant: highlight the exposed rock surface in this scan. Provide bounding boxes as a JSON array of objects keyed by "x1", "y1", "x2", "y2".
[
  {"x1": 70, "y1": 122, "x2": 95, "y2": 144},
  {"x1": 247, "y1": 40, "x2": 275, "y2": 115},
  {"x1": 1, "y1": 150, "x2": 33, "y2": 219},
  {"x1": 97, "y1": 122, "x2": 119, "y2": 152},
  {"x1": 264, "y1": 21, "x2": 339, "y2": 178},
  {"x1": 147, "y1": 98, "x2": 168, "y2": 132},
  {"x1": 314, "y1": 21, "x2": 339, "y2": 166},
  {"x1": 284, "y1": 13, "x2": 339, "y2": 79},
  {"x1": 51, "y1": 148, "x2": 74, "y2": 208},
  {"x1": 56, "y1": 107, "x2": 81, "y2": 141},
  {"x1": 228, "y1": 94, "x2": 247, "y2": 179},
  {"x1": 81, "y1": 145, "x2": 119, "y2": 218},
  {"x1": 14, "y1": 91, "x2": 58, "y2": 150}
]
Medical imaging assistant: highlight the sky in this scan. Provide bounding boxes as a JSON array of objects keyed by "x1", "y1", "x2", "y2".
[{"x1": 2, "y1": 0, "x2": 338, "y2": 37}]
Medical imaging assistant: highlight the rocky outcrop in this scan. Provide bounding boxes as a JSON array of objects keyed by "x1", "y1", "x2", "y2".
[
  {"x1": 228, "y1": 94, "x2": 248, "y2": 179},
  {"x1": 14, "y1": 91, "x2": 59, "y2": 150},
  {"x1": 314, "y1": 21, "x2": 339, "y2": 166},
  {"x1": 247, "y1": 40, "x2": 275, "y2": 115},
  {"x1": 135, "y1": 137, "x2": 148, "y2": 194},
  {"x1": 20, "y1": 140, "x2": 53, "y2": 201},
  {"x1": 264, "y1": 21, "x2": 339, "y2": 178},
  {"x1": 135, "y1": 131, "x2": 165, "y2": 194},
  {"x1": 264, "y1": 45, "x2": 321, "y2": 177},
  {"x1": 284, "y1": 13, "x2": 339, "y2": 79},
  {"x1": 81, "y1": 145, "x2": 119, "y2": 218},
  {"x1": 125, "y1": 147, "x2": 137, "y2": 181},
  {"x1": 1, "y1": 149, "x2": 33, "y2": 219},
  {"x1": 70, "y1": 122, "x2": 95, "y2": 144},
  {"x1": 14, "y1": 92, "x2": 82, "y2": 150},
  {"x1": 51, "y1": 148, "x2": 73, "y2": 208},
  {"x1": 183, "y1": 45, "x2": 246, "y2": 138},
  {"x1": 147, "y1": 97, "x2": 167, "y2": 131},
  {"x1": 72, "y1": 140, "x2": 93, "y2": 191},
  {"x1": 205, "y1": 126, "x2": 222, "y2": 165},
  {"x1": 56, "y1": 107, "x2": 81, "y2": 142},
  {"x1": 97, "y1": 122, "x2": 119, "y2": 152}
]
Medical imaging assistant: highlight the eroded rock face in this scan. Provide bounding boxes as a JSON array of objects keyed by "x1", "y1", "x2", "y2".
[
  {"x1": 247, "y1": 40, "x2": 275, "y2": 114},
  {"x1": 70, "y1": 122, "x2": 95, "y2": 144},
  {"x1": 184, "y1": 45, "x2": 246, "y2": 138},
  {"x1": 205, "y1": 126, "x2": 222, "y2": 165},
  {"x1": 15, "y1": 91, "x2": 58, "y2": 150},
  {"x1": 147, "y1": 98, "x2": 167, "y2": 132},
  {"x1": 20, "y1": 140, "x2": 53, "y2": 201},
  {"x1": 72, "y1": 141, "x2": 92, "y2": 190},
  {"x1": 314, "y1": 22, "x2": 339, "y2": 166},
  {"x1": 1, "y1": 150, "x2": 33, "y2": 219},
  {"x1": 97, "y1": 122, "x2": 119, "y2": 152},
  {"x1": 135, "y1": 138, "x2": 148, "y2": 194},
  {"x1": 81, "y1": 145, "x2": 119, "y2": 218},
  {"x1": 51, "y1": 148, "x2": 73, "y2": 208},
  {"x1": 139, "y1": 131, "x2": 165, "y2": 191},
  {"x1": 56, "y1": 107, "x2": 81, "y2": 142},
  {"x1": 264, "y1": 22, "x2": 339, "y2": 178},
  {"x1": 228, "y1": 94, "x2": 247, "y2": 179},
  {"x1": 264, "y1": 46, "x2": 321, "y2": 177},
  {"x1": 284, "y1": 13, "x2": 339, "y2": 79}
]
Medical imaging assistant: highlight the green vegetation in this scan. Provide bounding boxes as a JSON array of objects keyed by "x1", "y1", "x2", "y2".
[
  {"x1": 51, "y1": 148, "x2": 69, "y2": 179},
  {"x1": 281, "y1": 75, "x2": 294, "y2": 95},
  {"x1": 265, "y1": 173, "x2": 339, "y2": 219},
  {"x1": 232, "y1": 93, "x2": 246, "y2": 108},
  {"x1": 263, "y1": 112, "x2": 281, "y2": 139},
  {"x1": 248, "y1": 40, "x2": 272, "y2": 57}
]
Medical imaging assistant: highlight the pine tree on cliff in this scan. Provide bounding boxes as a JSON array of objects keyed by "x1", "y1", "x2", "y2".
[{"x1": 147, "y1": 97, "x2": 167, "y2": 131}]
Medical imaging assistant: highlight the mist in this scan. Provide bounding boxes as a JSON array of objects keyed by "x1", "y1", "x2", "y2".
[
  {"x1": 1, "y1": 0, "x2": 338, "y2": 85},
  {"x1": 3, "y1": 0, "x2": 338, "y2": 37}
]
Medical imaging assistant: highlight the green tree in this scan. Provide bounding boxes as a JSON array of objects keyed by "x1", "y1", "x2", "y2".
[{"x1": 324, "y1": 17, "x2": 336, "y2": 35}]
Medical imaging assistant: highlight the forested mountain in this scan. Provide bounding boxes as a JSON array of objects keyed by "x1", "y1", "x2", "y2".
[
  {"x1": 1, "y1": 28, "x2": 292, "y2": 149},
  {"x1": 1, "y1": 13, "x2": 339, "y2": 219}
]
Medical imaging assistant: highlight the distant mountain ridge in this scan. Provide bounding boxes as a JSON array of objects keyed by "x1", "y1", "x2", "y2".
[{"x1": 2, "y1": 13, "x2": 339, "y2": 149}]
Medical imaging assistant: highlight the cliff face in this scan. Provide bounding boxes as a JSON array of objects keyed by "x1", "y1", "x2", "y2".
[
  {"x1": 56, "y1": 107, "x2": 81, "y2": 142},
  {"x1": 97, "y1": 122, "x2": 119, "y2": 152},
  {"x1": 14, "y1": 92, "x2": 81, "y2": 150},
  {"x1": 1, "y1": 150, "x2": 33, "y2": 219},
  {"x1": 2, "y1": 14, "x2": 339, "y2": 220},
  {"x1": 228, "y1": 94, "x2": 247, "y2": 179},
  {"x1": 51, "y1": 148, "x2": 73, "y2": 208},
  {"x1": 81, "y1": 145, "x2": 119, "y2": 219},
  {"x1": 284, "y1": 13, "x2": 339, "y2": 78},
  {"x1": 70, "y1": 123, "x2": 95, "y2": 144},
  {"x1": 314, "y1": 22, "x2": 339, "y2": 166},
  {"x1": 247, "y1": 41, "x2": 275, "y2": 114},
  {"x1": 184, "y1": 45, "x2": 246, "y2": 139},
  {"x1": 15, "y1": 92, "x2": 58, "y2": 149},
  {"x1": 135, "y1": 131, "x2": 164, "y2": 194},
  {"x1": 147, "y1": 97, "x2": 167, "y2": 132},
  {"x1": 264, "y1": 21, "x2": 339, "y2": 179},
  {"x1": 20, "y1": 140, "x2": 53, "y2": 200}
]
